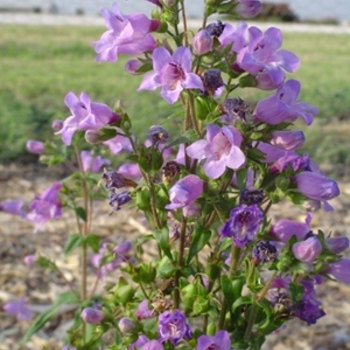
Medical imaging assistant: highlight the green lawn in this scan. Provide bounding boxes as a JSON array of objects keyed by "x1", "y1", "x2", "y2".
[{"x1": 0, "y1": 25, "x2": 349, "y2": 176}]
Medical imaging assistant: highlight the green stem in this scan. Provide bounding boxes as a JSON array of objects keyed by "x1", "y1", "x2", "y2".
[
  {"x1": 188, "y1": 93, "x2": 201, "y2": 137},
  {"x1": 181, "y1": 1, "x2": 188, "y2": 46}
]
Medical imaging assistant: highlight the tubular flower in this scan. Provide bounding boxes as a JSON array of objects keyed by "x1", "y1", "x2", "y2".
[
  {"x1": 326, "y1": 258, "x2": 350, "y2": 284},
  {"x1": 2, "y1": 298, "x2": 32, "y2": 321},
  {"x1": 26, "y1": 140, "x2": 45, "y2": 154},
  {"x1": 222, "y1": 204, "x2": 264, "y2": 248},
  {"x1": 292, "y1": 236, "x2": 322, "y2": 262},
  {"x1": 236, "y1": 28, "x2": 300, "y2": 90},
  {"x1": 81, "y1": 150, "x2": 111, "y2": 173},
  {"x1": 186, "y1": 124, "x2": 245, "y2": 179},
  {"x1": 196, "y1": 330, "x2": 231, "y2": 350},
  {"x1": 92, "y1": 2, "x2": 158, "y2": 62},
  {"x1": 81, "y1": 307, "x2": 104, "y2": 325},
  {"x1": 254, "y1": 80, "x2": 319, "y2": 125},
  {"x1": 235, "y1": 0, "x2": 262, "y2": 18},
  {"x1": 0, "y1": 199, "x2": 26, "y2": 218},
  {"x1": 269, "y1": 130, "x2": 306, "y2": 151},
  {"x1": 138, "y1": 46, "x2": 204, "y2": 104},
  {"x1": 56, "y1": 92, "x2": 120, "y2": 146}
]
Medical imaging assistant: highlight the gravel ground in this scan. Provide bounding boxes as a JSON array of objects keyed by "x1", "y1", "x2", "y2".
[{"x1": 1, "y1": 163, "x2": 350, "y2": 349}]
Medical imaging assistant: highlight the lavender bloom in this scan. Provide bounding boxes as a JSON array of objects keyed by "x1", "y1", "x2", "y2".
[
  {"x1": 118, "y1": 317, "x2": 136, "y2": 334},
  {"x1": 292, "y1": 236, "x2": 322, "y2": 262},
  {"x1": 138, "y1": 46, "x2": 204, "y2": 104},
  {"x1": 51, "y1": 119, "x2": 63, "y2": 132},
  {"x1": 125, "y1": 59, "x2": 144, "y2": 75},
  {"x1": 142, "y1": 341, "x2": 164, "y2": 350},
  {"x1": 129, "y1": 335, "x2": 150, "y2": 350},
  {"x1": 165, "y1": 175, "x2": 204, "y2": 210},
  {"x1": 236, "y1": 28, "x2": 300, "y2": 90},
  {"x1": 326, "y1": 258, "x2": 350, "y2": 284},
  {"x1": 186, "y1": 124, "x2": 245, "y2": 179},
  {"x1": 56, "y1": 92, "x2": 120, "y2": 145},
  {"x1": 81, "y1": 150, "x2": 110, "y2": 173},
  {"x1": 257, "y1": 142, "x2": 286, "y2": 163},
  {"x1": 270, "y1": 130, "x2": 306, "y2": 151},
  {"x1": 254, "y1": 80, "x2": 318, "y2": 124},
  {"x1": 235, "y1": 0, "x2": 262, "y2": 18},
  {"x1": 325, "y1": 236, "x2": 350, "y2": 254},
  {"x1": 294, "y1": 172, "x2": 340, "y2": 210},
  {"x1": 252, "y1": 241, "x2": 278, "y2": 264},
  {"x1": 81, "y1": 307, "x2": 104, "y2": 324},
  {"x1": 196, "y1": 330, "x2": 231, "y2": 350},
  {"x1": 103, "y1": 132, "x2": 133, "y2": 155},
  {"x1": 0, "y1": 199, "x2": 26, "y2": 218},
  {"x1": 27, "y1": 182, "x2": 62, "y2": 233},
  {"x1": 2, "y1": 298, "x2": 32, "y2": 321},
  {"x1": 270, "y1": 153, "x2": 310, "y2": 173},
  {"x1": 26, "y1": 140, "x2": 45, "y2": 154},
  {"x1": 91, "y1": 241, "x2": 132, "y2": 279},
  {"x1": 218, "y1": 21, "x2": 249, "y2": 53},
  {"x1": 270, "y1": 213, "x2": 312, "y2": 243},
  {"x1": 118, "y1": 163, "x2": 142, "y2": 182},
  {"x1": 23, "y1": 255, "x2": 36, "y2": 266},
  {"x1": 158, "y1": 310, "x2": 191, "y2": 345},
  {"x1": 109, "y1": 190, "x2": 132, "y2": 211},
  {"x1": 136, "y1": 300, "x2": 154, "y2": 319},
  {"x1": 222, "y1": 204, "x2": 264, "y2": 248},
  {"x1": 193, "y1": 30, "x2": 213, "y2": 55},
  {"x1": 92, "y1": 2, "x2": 158, "y2": 62}
]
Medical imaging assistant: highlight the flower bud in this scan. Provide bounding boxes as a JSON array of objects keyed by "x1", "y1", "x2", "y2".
[
  {"x1": 325, "y1": 236, "x2": 350, "y2": 254},
  {"x1": 81, "y1": 307, "x2": 104, "y2": 324},
  {"x1": 51, "y1": 119, "x2": 63, "y2": 132},
  {"x1": 125, "y1": 59, "x2": 143, "y2": 75},
  {"x1": 202, "y1": 69, "x2": 223, "y2": 96},
  {"x1": 235, "y1": 0, "x2": 262, "y2": 18},
  {"x1": 292, "y1": 236, "x2": 322, "y2": 262},
  {"x1": 84, "y1": 130, "x2": 101, "y2": 144},
  {"x1": 23, "y1": 255, "x2": 36, "y2": 266},
  {"x1": 193, "y1": 30, "x2": 213, "y2": 55},
  {"x1": 118, "y1": 317, "x2": 136, "y2": 334},
  {"x1": 26, "y1": 140, "x2": 45, "y2": 154},
  {"x1": 147, "y1": 125, "x2": 169, "y2": 147}
]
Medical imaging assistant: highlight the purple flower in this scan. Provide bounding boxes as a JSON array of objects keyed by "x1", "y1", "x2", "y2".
[
  {"x1": 218, "y1": 21, "x2": 249, "y2": 53},
  {"x1": 325, "y1": 236, "x2": 350, "y2": 254},
  {"x1": 196, "y1": 330, "x2": 231, "y2": 350},
  {"x1": 254, "y1": 80, "x2": 318, "y2": 124},
  {"x1": 0, "y1": 199, "x2": 26, "y2": 218},
  {"x1": 125, "y1": 59, "x2": 144, "y2": 75},
  {"x1": 56, "y1": 92, "x2": 120, "y2": 145},
  {"x1": 136, "y1": 300, "x2": 154, "y2": 319},
  {"x1": 256, "y1": 142, "x2": 286, "y2": 163},
  {"x1": 294, "y1": 171, "x2": 340, "y2": 210},
  {"x1": 158, "y1": 310, "x2": 191, "y2": 345},
  {"x1": 23, "y1": 254, "x2": 36, "y2": 266},
  {"x1": 186, "y1": 124, "x2": 245, "y2": 179},
  {"x1": 117, "y1": 163, "x2": 142, "y2": 182},
  {"x1": 270, "y1": 152, "x2": 310, "y2": 173},
  {"x1": 269, "y1": 130, "x2": 305, "y2": 151},
  {"x1": 142, "y1": 341, "x2": 164, "y2": 350},
  {"x1": 118, "y1": 317, "x2": 136, "y2": 334},
  {"x1": 252, "y1": 241, "x2": 278, "y2": 264},
  {"x1": 2, "y1": 298, "x2": 32, "y2": 321},
  {"x1": 138, "y1": 46, "x2": 204, "y2": 104},
  {"x1": 80, "y1": 150, "x2": 111, "y2": 173},
  {"x1": 129, "y1": 335, "x2": 150, "y2": 350},
  {"x1": 240, "y1": 188, "x2": 264, "y2": 206},
  {"x1": 236, "y1": 28, "x2": 300, "y2": 90},
  {"x1": 81, "y1": 307, "x2": 104, "y2": 324},
  {"x1": 235, "y1": 0, "x2": 262, "y2": 18},
  {"x1": 193, "y1": 30, "x2": 213, "y2": 55},
  {"x1": 109, "y1": 190, "x2": 133, "y2": 211},
  {"x1": 103, "y1": 132, "x2": 133, "y2": 155},
  {"x1": 165, "y1": 175, "x2": 204, "y2": 210},
  {"x1": 92, "y1": 2, "x2": 158, "y2": 62},
  {"x1": 91, "y1": 241, "x2": 132, "y2": 279},
  {"x1": 26, "y1": 140, "x2": 45, "y2": 154},
  {"x1": 52, "y1": 119, "x2": 63, "y2": 132},
  {"x1": 326, "y1": 258, "x2": 350, "y2": 284},
  {"x1": 270, "y1": 213, "x2": 312, "y2": 243},
  {"x1": 222, "y1": 204, "x2": 264, "y2": 248},
  {"x1": 292, "y1": 236, "x2": 322, "y2": 262},
  {"x1": 27, "y1": 182, "x2": 62, "y2": 233}
]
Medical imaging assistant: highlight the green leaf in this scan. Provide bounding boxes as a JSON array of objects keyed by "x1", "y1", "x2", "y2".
[
  {"x1": 64, "y1": 233, "x2": 84, "y2": 256},
  {"x1": 35, "y1": 256, "x2": 57, "y2": 270},
  {"x1": 221, "y1": 275, "x2": 235, "y2": 307},
  {"x1": 167, "y1": 129, "x2": 197, "y2": 148},
  {"x1": 84, "y1": 234, "x2": 101, "y2": 253},
  {"x1": 289, "y1": 281, "x2": 304, "y2": 302},
  {"x1": 75, "y1": 206, "x2": 87, "y2": 222},
  {"x1": 20, "y1": 292, "x2": 79, "y2": 344},
  {"x1": 153, "y1": 228, "x2": 173, "y2": 261},
  {"x1": 97, "y1": 128, "x2": 118, "y2": 142},
  {"x1": 187, "y1": 226, "x2": 211, "y2": 264}
]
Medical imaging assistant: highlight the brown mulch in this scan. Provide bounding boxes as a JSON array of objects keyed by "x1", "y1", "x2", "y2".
[{"x1": 1, "y1": 163, "x2": 350, "y2": 350}]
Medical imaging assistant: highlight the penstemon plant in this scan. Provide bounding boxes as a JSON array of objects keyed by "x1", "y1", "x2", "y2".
[{"x1": 1, "y1": 0, "x2": 349, "y2": 349}]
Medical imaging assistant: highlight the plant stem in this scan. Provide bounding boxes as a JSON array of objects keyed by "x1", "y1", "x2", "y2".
[{"x1": 181, "y1": 1, "x2": 188, "y2": 46}]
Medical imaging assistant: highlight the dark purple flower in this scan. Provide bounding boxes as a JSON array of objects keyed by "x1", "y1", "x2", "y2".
[
  {"x1": 186, "y1": 124, "x2": 245, "y2": 179},
  {"x1": 205, "y1": 20, "x2": 225, "y2": 37},
  {"x1": 252, "y1": 241, "x2": 278, "y2": 264},
  {"x1": 193, "y1": 30, "x2": 213, "y2": 55},
  {"x1": 147, "y1": 125, "x2": 170, "y2": 147},
  {"x1": 240, "y1": 188, "x2": 264, "y2": 206},
  {"x1": 136, "y1": 300, "x2": 154, "y2": 319},
  {"x1": 269, "y1": 130, "x2": 305, "y2": 151},
  {"x1": 101, "y1": 169, "x2": 138, "y2": 189},
  {"x1": 92, "y1": 2, "x2": 158, "y2": 62},
  {"x1": 222, "y1": 204, "x2": 264, "y2": 248},
  {"x1": 138, "y1": 46, "x2": 204, "y2": 104},
  {"x1": 2, "y1": 298, "x2": 32, "y2": 321},
  {"x1": 270, "y1": 213, "x2": 312, "y2": 243},
  {"x1": 56, "y1": 92, "x2": 120, "y2": 145},
  {"x1": 158, "y1": 310, "x2": 191, "y2": 345},
  {"x1": 236, "y1": 28, "x2": 300, "y2": 90},
  {"x1": 165, "y1": 175, "x2": 204, "y2": 210},
  {"x1": 27, "y1": 182, "x2": 62, "y2": 233},
  {"x1": 254, "y1": 80, "x2": 318, "y2": 124},
  {"x1": 162, "y1": 161, "x2": 181, "y2": 185},
  {"x1": 292, "y1": 236, "x2": 322, "y2": 262},
  {"x1": 196, "y1": 330, "x2": 231, "y2": 350},
  {"x1": 325, "y1": 236, "x2": 350, "y2": 254},
  {"x1": 202, "y1": 69, "x2": 224, "y2": 96},
  {"x1": 326, "y1": 258, "x2": 350, "y2": 284},
  {"x1": 26, "y1": 140, "x2": 45, "y2": 154},
  {"x1": 236, "y1": 0, "x2": 262, "y2": 18},
  {"x1": 81, "y1": 306, "x2": 104, "y2": 324},
  {"x1": 221, "y1": 97, "x2": 251, "y2": 123},
  {"x1": 0, "y1": 199, "x2": 26, "y2": 218},
  {"x1": 109, "y1": 190, "x2": 133, "y2": 211},
  {"x1": 81, "y1": 150, "x2": 110, "y2": 173}
]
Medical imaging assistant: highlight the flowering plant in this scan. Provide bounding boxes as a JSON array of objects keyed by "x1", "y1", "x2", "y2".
[{"x1": 1, "y1": 0, "x2": 348, "y2": 349}]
